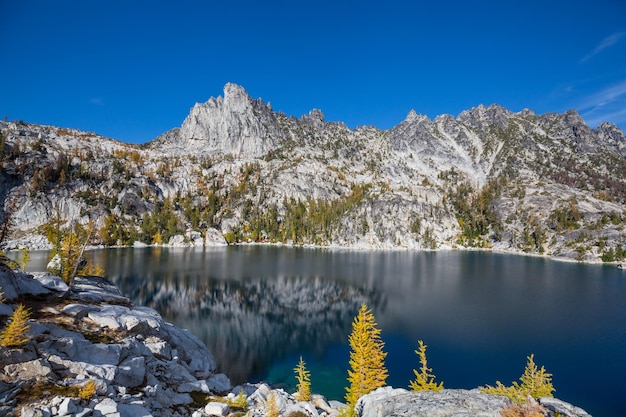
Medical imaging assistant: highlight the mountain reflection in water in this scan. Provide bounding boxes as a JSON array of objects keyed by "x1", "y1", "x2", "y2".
[{"x1": 96, "y1": 246, "x2": 382, "y2": 383}]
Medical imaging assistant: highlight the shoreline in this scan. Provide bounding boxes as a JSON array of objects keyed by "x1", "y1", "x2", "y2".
[{"x1": 9, "y1": 239, "x2": 621, "y2": 267}]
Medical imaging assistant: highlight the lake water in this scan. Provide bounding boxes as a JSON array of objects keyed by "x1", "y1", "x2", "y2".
[{"x1": 26, "y1": 246, "x2": 626, "y2": 416}]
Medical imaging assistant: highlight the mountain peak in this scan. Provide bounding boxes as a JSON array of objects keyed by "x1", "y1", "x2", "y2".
[{"x1": 157, "y1": 83, "x2": 282, "y2": 157}]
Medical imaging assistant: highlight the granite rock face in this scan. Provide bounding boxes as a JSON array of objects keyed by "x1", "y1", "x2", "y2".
[{"x1": 157, "y1": 83, "x2": 284, "y2": 158}]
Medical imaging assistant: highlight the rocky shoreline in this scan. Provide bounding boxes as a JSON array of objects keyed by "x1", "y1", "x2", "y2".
[{"x1": 0, "y1": 269, "x2": 591, "y2": 416}]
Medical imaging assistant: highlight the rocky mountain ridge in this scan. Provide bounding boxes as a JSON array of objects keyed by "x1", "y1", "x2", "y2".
[{"x1": 1, "y1": 83, "x2": 625, "y2": 262}]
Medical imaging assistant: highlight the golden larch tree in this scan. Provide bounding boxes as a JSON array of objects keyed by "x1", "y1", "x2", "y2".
[
  {"x1": 344, "y1": 303, "x2": 388, "y2": 416},
  {"x1": 294, "y1": 355, "x2": 311, "y2": 401},
  {"x1": 0, "y1": 304, "x2": 31, "y2": 348},
  {"x1": 409, "y1": 340, "x2": 444, "y2": 392}
]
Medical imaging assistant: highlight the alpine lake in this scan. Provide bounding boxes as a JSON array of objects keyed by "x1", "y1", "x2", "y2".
[{"x1": 25, "y1": 246, "x2": 626, "y2": 416}]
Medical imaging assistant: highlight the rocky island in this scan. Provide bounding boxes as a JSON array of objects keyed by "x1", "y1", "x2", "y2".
[{"x1": 0, "y1": 267, "x2": 591, "y2": 417}]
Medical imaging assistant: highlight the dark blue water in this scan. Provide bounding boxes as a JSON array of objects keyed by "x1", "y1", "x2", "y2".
[{"x1": 25, "y1": 246, "x2": 626, "y2": 416}]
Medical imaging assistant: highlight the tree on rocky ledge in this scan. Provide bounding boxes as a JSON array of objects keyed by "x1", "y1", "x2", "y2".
[
  {"x1": 344, "y1": 303, "x2": 388, "y2": 416},
  {"x1": 294, "y1": 355, "x2": 311, "y2": 401},
  {"x1": 481, "y1": 354, "x2": 555, "y2": 403},
  {"x1": 409, "y1": 340, "x2": 444, "y2": 392}
]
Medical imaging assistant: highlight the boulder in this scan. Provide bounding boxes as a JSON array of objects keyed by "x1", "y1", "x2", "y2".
[
  {"x1": 178, "y1": 380, "x2": 210, "y2": 394},
  {"x1": 355, "y1": 388, "x2": 511, "y2": 417},
  {"x1": 71, "y1": 276, "x2": 130, "y2": 304},
  {"x1": 32, "y1": 272, "x2": 69, "y2": 293},
  {"x1": 0, "y1": 268, "x2": 20, "y2": 300},
  {"x1": 93, "y1": 398, "x2": 119, "y2": 416},
  {"x1": 205, "y1": 228, "x2": 227, "y2": 246},
  {"x1": 206, "y1": 373, "x2": 231, "y2": 394},
  {"x1": 114, "y1": 356, "x2": 146, "y2": 388},
  {"x1": 57, "y1": 397, "x2": 78, "y2": 416},
  {"x1": 117, "y1": 403, "x2": 154, "y2": 417},
  {"x1": 311, "y1": 394, "x2": 333, "y2": 413},
  {"x1": 539, "y1": 397, "x2": 592, "y2": 417},
  {"x1": 2, "y1": 358, "x2": 54, "y2": 380},
  {"x1": 74, "y1": 343, "x2": 122, "y2": 366},
  {"x1": 204, "y1": 402, "x2": 230, "y2": 416},
  {"x1": 144, "y1": 337, "x2": 172, "y2": 360},
  {"x1": 284, "y1": 401, "x2": 318, "y2": 417}
]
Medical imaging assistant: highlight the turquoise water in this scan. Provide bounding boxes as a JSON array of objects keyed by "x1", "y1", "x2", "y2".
[{"x1": 25, "y1": 246, "x2": 626, "y2": 416}]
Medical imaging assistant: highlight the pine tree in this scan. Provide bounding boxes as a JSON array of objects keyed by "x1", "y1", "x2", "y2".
[
  {"x1": 409, "y1": 340, "x2": 444, "y2": 392},
  {"x1": 294, "y1": 356, "x2": 311, "y2": 401},
  {"x1": 0, "y1": 304, "x2": 31, "y2": 348},
  {"x1": 344, "y1": 303, "x2": 388, "y2": 416}
]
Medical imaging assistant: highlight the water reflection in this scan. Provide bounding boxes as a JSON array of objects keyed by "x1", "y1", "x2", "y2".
[{"x1": 95, "y1": 246, "x2": 382, "y2": 383}]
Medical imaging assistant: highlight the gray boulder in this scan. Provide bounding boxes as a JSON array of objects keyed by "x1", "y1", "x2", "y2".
[
  {"x1": 539, "y1": 397, "x2": 592, "y2": 417},
  {"x1": 114, "y1": 356, "x2": 146, "y2": 388},
  {"x1": 355, "y1": 388, "x2": 510, "y2": 417}
]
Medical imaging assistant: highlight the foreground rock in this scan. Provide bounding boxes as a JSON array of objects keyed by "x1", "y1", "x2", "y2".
[
  {"x1": 0, "y1": 269, "x2": 591, "y2": 416},
  {"x1": 355, "y1": 387, "x2": 591, "y2": 417}
]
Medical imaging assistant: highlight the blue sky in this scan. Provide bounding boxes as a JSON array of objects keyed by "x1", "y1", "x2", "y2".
[{"x1": 1, "y1": 0, "x2": 625, "y2": 144}]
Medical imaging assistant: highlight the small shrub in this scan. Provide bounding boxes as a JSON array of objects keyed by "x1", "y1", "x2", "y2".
[
  {"x1": 409, "y1": 340, "x2": 444, "y2": 392},
  {"x1": 0, "y1": 304, "x2": 31, "y2": 348},
  {"x1": 499, "y1": 401, "x2": 546, "y2": 417},
  {"x1": 230, "y1": 391, "x2": 247, "y2": 409},
  {"x1": 78, "y1": 380, "x2": 97, "y2": 400}
]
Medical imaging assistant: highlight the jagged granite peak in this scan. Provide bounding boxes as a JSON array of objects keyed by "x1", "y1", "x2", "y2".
[
  {"x1": 596, "y1": 121, "x2": 626, "y2": 157},
  {"x1": 156, "y1": 83, "x2": 285, "y2": 157},
  {"x1": 457, "y1": 103, "x2": 513, "y2": 131}
]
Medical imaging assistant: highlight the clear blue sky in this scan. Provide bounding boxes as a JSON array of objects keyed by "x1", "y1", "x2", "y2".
[{"x1": 2, "y1": 0, "x2": 625, "y2": 144}]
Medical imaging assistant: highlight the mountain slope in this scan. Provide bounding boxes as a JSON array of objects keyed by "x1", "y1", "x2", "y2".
[{"x1": 1, "y1": 84, "x2": 625, "y2": 262}]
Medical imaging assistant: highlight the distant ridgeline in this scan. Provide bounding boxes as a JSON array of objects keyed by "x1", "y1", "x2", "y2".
[{"x1": 1, "y1": 83, "x2": 625, "y2": 262}]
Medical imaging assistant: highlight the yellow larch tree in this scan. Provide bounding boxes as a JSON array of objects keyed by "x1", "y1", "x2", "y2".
[
  {"x1": 294, "y1": 355, "x2": 311, "y2": 401},
  {"x1": 0, "y1": 304, "x2": 31, "y2": 348},
  {"x1": 481, "y1": 353, "x2": 555, "y2": 403},
  {"x1": 409, "y1": 340, "x2": 444, "y2": 392},
  {"x1": 344, "y1": 303, "x2": 388, "y2": 416}
]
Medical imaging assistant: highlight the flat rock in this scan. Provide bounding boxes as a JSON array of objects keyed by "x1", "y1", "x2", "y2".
[
  {"x1": 355, "y1": 388, "x2": 511, "y2": 417},
  {"x1": 93, "y1": 397, "x2": 119, "y2": 415},
  {"x1": 178, "y1": 380, "x2": 210, "y2": 394},
  {"x1": 32, "y1": 272, "x2": 69, "y2": 293},
  {"x1": 71, "y1": 276, "x2": 130, "y2": 304},
  {"x1": 2, "y1": 357, "x2": 54, "y2": 380},
  {"x1": 204, "y1": 402, "x2": 230, "y2": 416}
]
